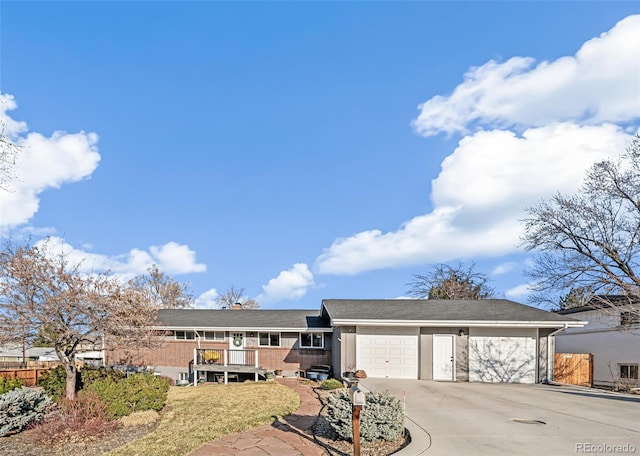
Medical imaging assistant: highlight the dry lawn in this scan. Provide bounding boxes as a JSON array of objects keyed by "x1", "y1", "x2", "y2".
[{"x1": 106, "y1": 382, "x2": 299, "y2": 456}]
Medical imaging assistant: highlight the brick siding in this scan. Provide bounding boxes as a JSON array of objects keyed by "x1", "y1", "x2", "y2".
[{"x1": 106, "y1": 340, "x2": 331, "y2": 372}]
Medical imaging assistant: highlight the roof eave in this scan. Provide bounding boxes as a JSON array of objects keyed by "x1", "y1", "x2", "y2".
[
  {"x1": 330, "y1": 319, "x2": 587, "y2": 328},
  {"x1": 151, "y1": 326, "x2": 333, "y2": 332}
]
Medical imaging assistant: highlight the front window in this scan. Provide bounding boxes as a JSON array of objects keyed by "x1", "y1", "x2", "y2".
[
  {"x1": 179, "y1": 372, "x2": 189, "y2": 381},
  {"x1": 300, "y1": 332, "x2": 323, "y2": 348},
  {"x1": 259, "y1": 332, "x2": 280, "y2": 347},
  {"x1": 175, "y1": 330, "x2": 195, "y2": 340},
  {"x1": 203, "y1": 331, "x2": 225, "y2": 341},
  {"x1": 620, "y1": 364, "x2": 639, "y2": 379}
]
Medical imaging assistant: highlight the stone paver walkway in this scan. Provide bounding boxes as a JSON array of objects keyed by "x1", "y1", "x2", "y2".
[{"x1": 189, "y1": 378, "x2": 327, "y2": 455}]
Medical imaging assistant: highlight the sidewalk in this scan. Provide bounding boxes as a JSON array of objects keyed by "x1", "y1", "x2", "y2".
[{"x1": 189, "y1": 378, "x2": 327, "y2": 455}]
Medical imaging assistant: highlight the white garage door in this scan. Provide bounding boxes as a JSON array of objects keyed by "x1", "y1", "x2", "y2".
[
  {"x1": 469, "y1": 335, "x2": 537, "y2": 383},
  {"x1": 357, "y1": 326, "x2": 418, "y2": 379}
]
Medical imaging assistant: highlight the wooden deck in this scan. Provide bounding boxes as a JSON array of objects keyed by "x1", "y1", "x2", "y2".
[{"x1": 193, "y1": 348, "x2": 266, "y2": 384}]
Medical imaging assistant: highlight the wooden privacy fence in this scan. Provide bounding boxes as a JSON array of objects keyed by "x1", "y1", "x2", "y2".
[
  {"x1": 554, "y1": 353, "x2": 593, "y2": 387},
  {"x1": 0, "y1": 367, "x2": 57, "y2": 387}
]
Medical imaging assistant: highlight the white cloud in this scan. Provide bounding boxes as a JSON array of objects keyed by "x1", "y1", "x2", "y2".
[
  {"x1": 258, "y1": 263, "x2": 314, "y2": 304},
  {"x1": 315, "y1": 16, "x2": 639, "y2": 277},
  {"x1": 505, "y1": 283, "x2": 533, "y2": 300},
  {"x1": 413, "y1": 15, "x2": 640, "y2": 137},
  {"x1": 195, "y1": 288, "x2": 220, "y2": 309},
  {"x1": 0, "y1": 92, "x2": 101, "y2": 228},
  {"x1": 149, "y1": 242, "x2": 207, "y2": 275},
  {"x1": 35, "y1": 236, "x2": 206, "y2": 279},
  {"x1": 316, "y1": 123, "x2": 632, "y2": 275},
  {"x1": 491, "y1": 262, "x2": 517, "y2": 276}
]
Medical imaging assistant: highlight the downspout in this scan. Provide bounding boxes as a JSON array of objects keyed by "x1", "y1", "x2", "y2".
[
  {"x1": 194, "y1": 329, "x2": 201, "y2": 385},
  {"x1": 195, "y1": 329, "x2": 201, "y2": 349},
  {"x1": 547, "y1": 324, "x2": 568, "y2": 383}
]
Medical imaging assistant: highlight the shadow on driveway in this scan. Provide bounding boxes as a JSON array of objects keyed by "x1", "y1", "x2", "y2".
[{"x1": 548, "y1": 389, "x2": 640, "y2": 403}]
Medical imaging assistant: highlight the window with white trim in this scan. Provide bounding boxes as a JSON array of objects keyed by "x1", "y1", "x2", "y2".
[
  {"x1": 620, "y1": 364, "x2": 639, "y2": 380},
  {"x1": 259, "y1": 332, "x2": 280, "y2": 347},
  {"x1": 175, "y1": 331, "x2": 195, "y2": 340},
  {"x1": 300, "y1": 332, "x2": 323, "y2": 348},
  {"x1": 179, "y1": 372, "x2": 189, "y2": 381},
  {"x1": 203, "y1": 331, "x2": 225, "y2": 341}
]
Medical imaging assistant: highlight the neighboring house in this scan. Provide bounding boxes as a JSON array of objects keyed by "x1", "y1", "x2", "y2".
[
  {"x1": 0, "y1": 346, "x2": 104, "y2": 367},
  {"x1": 106, "y1": 298, "x2": 585, "y2": 385},
  {"x1": 555, "y1": 296, "x2": 640, "y2": 388},
  {"x1": 0, "y1": 346, "x2": 59, "y2": 363}
]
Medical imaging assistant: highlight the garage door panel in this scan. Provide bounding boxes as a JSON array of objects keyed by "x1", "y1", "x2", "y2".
[
  {"x1": 356, "y1": 327, "x2": 418, "y2": 379},
  {"x1": 469, "y1": 336, "x2": 536, "y2": 383}
]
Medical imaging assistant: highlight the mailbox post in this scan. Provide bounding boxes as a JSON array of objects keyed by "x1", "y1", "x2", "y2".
[{"x1": 349, "y1": 380, "x2": 366, "y2": 456}]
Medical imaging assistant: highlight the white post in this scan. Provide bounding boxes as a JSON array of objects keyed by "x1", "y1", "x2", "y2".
[
  {"x1": 224, "y1": 349, "x2": 228, "y2": 366},
  {"x1": 193, "y1": 348, "x2": 198, "y2": 386},
  {"x1": 224, "y1": 371, "x2": 228, "y2": 385}
]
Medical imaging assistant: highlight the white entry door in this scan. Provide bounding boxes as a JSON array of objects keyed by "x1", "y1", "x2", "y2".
[
  {"x1": 229, "y1": 332, "x2": 246, "y2": 365},
  {"x1": 433, "y1": 334, "x2": 455, "y2": 381}
]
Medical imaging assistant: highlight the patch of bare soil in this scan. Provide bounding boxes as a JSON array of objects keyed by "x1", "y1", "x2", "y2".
[
  {"x1": 312, "y1": 388, "x2": 409, "y2": 456},
  {"x1": 0, "y1": 420, "x2": 159, "y2": 456}
]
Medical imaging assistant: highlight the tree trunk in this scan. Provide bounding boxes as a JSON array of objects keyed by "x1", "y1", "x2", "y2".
[{"x1": 64, "y1": 362, "x2": 77, "y2": 400}]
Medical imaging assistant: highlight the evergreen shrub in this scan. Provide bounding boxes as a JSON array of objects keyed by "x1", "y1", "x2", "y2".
[{"x1": 326, "y1": 389, "x2": 404, "y2": 443}]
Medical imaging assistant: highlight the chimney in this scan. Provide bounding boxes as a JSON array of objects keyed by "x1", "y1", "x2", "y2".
[{"x1": 231, "y1": 303, "x2": 243, "y2": 310}]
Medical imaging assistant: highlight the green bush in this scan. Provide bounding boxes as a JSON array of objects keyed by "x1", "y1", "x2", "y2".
[
  {"x1": 326, "y1": 389, "x2": 404, "y2": 443},
  {"x1": 0, "y1": 387, "x2": 53, "y2": 436},
  {"x1": 38, "y1": 365, "x2": 126, "y2": 400},
  {"x1": 87, "y1": 373, "x2": 170, "y2": 419},
  {"x1": 321, "y1": 379, "x2": 343, "y2": 390},
  {"x1": 37, "y1": 366, "x2": 69, "y2": 400},
  {"x1": 81, "y1": 366, "x2": 126, "y2": 388},
  {"x1": 0, "y1": 377, "x2": 24, "y2": 395}
]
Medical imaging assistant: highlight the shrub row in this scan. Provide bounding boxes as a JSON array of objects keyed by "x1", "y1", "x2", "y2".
[
  {"x1": 87, "y1": 372, "x2": 170, "y2": 419},
  {"x1": 38, "y1": 365, "x2": 126, "y2": 400}
]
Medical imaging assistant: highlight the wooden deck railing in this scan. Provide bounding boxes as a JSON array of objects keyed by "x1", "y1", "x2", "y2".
[{"x1": 194, "y1": 348, "x2": 258, "y2": 367}]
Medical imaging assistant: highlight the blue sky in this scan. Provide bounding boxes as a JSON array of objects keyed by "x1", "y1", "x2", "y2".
[{"x1": 1, "y1": 2, "x2": 639, "y2": 309}]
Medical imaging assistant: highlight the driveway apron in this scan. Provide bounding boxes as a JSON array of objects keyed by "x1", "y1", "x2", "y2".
[{"x1": 361, "y1": 378, "x2": 640, "y2": 456}]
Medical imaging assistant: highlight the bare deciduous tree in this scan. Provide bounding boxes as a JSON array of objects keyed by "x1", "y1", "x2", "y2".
[
  {"x1": 407, "y1": 262, "x2": 494, "y2": 300},
  {"x1": 215, "y1": 285, "x2": 259, "y2": 309},
  {"x1": 522, "y1": 135, "x2": 640, "y2": 311},
  {"x1": 0, "y1": 239, "x2": 159, "y2": 400},
  {"x1": 133, "y1": 264, "x2": 194, "y2": 309},
  {"x1": 0, "y1": 127, "x2": 19, "y2": 192}
]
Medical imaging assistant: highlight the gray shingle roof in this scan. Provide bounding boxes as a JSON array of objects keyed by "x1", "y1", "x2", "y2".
[
  {"x1": 322, "y1": 299, "x2": 583, "y2": 324},
  {"x1": 155, "y1": 309, "x2": 331, "y2": 330}
]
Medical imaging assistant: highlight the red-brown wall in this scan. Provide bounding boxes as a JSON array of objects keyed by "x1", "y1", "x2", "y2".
[{"x1": 106, "y1": 340, "x2": 331, "y2": 372}]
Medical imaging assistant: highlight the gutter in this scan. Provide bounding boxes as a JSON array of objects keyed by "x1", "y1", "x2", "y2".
[{"x1": 330, "y1": 319, "x2": 587, "y2": 328}]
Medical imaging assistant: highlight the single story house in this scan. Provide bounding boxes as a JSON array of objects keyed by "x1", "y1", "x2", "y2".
[
  {"x1": 106, "y1": 308, "x2": 333, "y2": 384},
  {"x1": 105, "y1": 298, "x2": 586, "y2": 384},
  {"x1": 555, "y1": 296, "x2": 640, "y2": 387}
]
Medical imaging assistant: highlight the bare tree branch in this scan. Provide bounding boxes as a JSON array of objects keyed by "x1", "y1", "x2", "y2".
[
  {"x1": 215, "y1": 285, "x2": 259, "y2": 309},
  {"x1": 522, "y1": 134, "x2": 640, "y2": 316},
  {"x1": 0, "y1": 239, "x2": 160, "y2": 399},
  {"x1": 407, "y1": 262, "x2": 495, "y2": 300}
]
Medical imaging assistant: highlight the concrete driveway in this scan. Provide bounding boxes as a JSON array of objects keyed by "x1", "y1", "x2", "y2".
[{"x1": 360, "y1": 379, "x2": 640, "y2": 455}]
